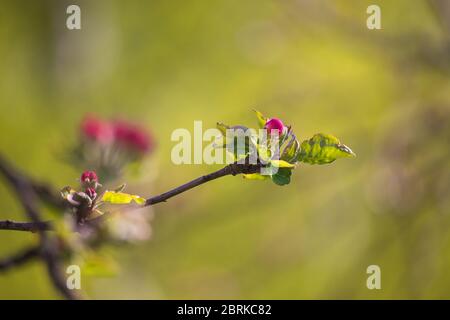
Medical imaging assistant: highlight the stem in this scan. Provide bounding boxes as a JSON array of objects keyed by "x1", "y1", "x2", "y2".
[
  {"x1": 0, "y1": 246, "x2": 40, "y2": 272},
  {"x1": 145, "y1": 162, "x2": 262, "y2": 206},
  {"x1": 0, "y1": 155, "x2": 80, "y2": 300},
  {"x1": 0, "y1": 157, "x2": 65, "y2": 210},
  {"x1": 0, "y1": 162, "x2": 263, "y2": 230},
  {"x1": 0, "y1": 220, "x2": 52, "y2": 232},
  {"x1": 0, "y1": 153, "x2": 262, "y2": 300}
]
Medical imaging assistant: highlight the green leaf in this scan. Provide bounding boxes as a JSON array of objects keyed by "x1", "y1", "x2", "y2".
[
  {"x1": 223, "y1": 125, "x2": 258, "y2": 161},
  {"x1": 270, "y1": 159, "x2": 295, "y2": 168},
  {"x1": 255, "y1": 141, "x2": 272, "y2": 162},
  {"x1": 280, "y1": 136, "x2": 300, "y2": 163},
  {"x1": 102, "y1": 191, "x2": 146, "y2": 205},
  {"x1": 271, "y1": 168, "x2": 292, "y2": 186},
  {"x1": 243, "y1": 173, "x2": 268, "y2": 180},
  {"x1": 278, "y1": 125, "x2": 291, "y2": 146},
  {"x1": 298, "y1": 133, "x2": 356, "y2": 165},
  {"x1": 253, "y1": 109, "x2": 267, "y2": 128}
]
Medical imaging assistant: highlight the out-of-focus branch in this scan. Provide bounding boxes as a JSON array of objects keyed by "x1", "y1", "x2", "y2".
[
  {"x1": 427, "y1": 0, "x2": 450, "y2": 35},
  {"x1": 0, "y1": 153, "x2": 261, "y2": 299},
  {"x1": 0, "y1": 220, "x2": 52, "y2": 232},
  {"x1": 0, "y1": 245, "x2": 40, "y2": 272},
  {"x1": 31, "y1": 182, "x2": 67, "y2": 210},
  {"x1": 0, "y1": 153, "x2": 66, "y2": 210},
  {"x1": 0, "y1": 154, "x2": 80, "y2": 300}
]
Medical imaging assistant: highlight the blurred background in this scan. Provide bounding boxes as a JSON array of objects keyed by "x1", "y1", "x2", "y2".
[{"x1": 0, "y1": 0, "x2": 449, "y2": 299}]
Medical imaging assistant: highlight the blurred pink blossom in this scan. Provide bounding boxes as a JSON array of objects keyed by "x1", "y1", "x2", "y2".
[
  {"x1": 81, "y1": 115, "x2": 154, "y2": 154},
  {"x1": 113, "y1": 120, "x2": 154, "y2": 154},
  {"x1": 80, "y1": 170, "x2": 98, "y2": 183},
  {"x1": 81, "y1": 115, "x2": 115, "y2": 144}
]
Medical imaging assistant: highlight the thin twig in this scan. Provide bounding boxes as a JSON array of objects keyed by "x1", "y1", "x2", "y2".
[
  {"x1": 0, "y1": 246, "x2": 40, "y2": 272},
  {"x1": 0, "y1": 157, "x2": 65, "y2": 209},
  {"x1": 0, "y1": 220, "x2": 52, "y2": 232},
  {"x1": 31, "y1": 182, "x2": 67, "y2": 210},
  {"x1": 0, "y1": 154, "x2": 261, "y2": 299},
  {"x1": 0, "y1": 155, "x2": 80, "y2": 300},
  {"x1": 145, "y1": 162, "x2": 261, "y2": 206}
]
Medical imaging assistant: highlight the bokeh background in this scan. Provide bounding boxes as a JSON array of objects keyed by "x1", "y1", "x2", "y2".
[{"x1": 0, "y1": 0, "x2": 449, "y2": 299}]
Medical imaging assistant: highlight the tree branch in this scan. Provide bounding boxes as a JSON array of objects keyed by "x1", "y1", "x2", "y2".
[
  {"x1": 145, "y1": 162, "x2": 262, "y2": 206},
  {"x1": 0, "y1": 220, "x2": 52, "y2": 232},
  {"x1": 0, "y1": 153, "x2": 261, "y2": 300},
  {"x1": 0, "y1": 155, "x2": 66, "y2": 210},
  {"x1": 0, "y1": 155, "x2": 80, "y2": 300},
  {"x1": 0, "y1": 245, "x2": 40, "y2": 272},
  {"x1": 86, "y1": 162, "x2": 262, "y2": 226}
]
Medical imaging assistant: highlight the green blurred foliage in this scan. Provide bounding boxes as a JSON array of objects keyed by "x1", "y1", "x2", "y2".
[{"x1": 0, "y1": 0, "x2": 449, "y2": 299}]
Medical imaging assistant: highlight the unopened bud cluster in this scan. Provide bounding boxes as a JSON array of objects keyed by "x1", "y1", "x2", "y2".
[{"x1": 62, "y1": 170, "x2": 102, "y2": 223}]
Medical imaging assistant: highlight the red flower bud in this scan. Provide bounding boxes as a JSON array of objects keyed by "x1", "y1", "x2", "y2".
[
  {"x1": 81, "y1": 115, "x2": 114, "y2": 144},
  {"x1": 85, "y1": 187, "x2": 97, "y2": 200},
  {"x1": 113, "y1": 120, "x2": 153, "y2": 154},
  {"x1": 81, "y1": 170, "x2": 98, "y2": 183},
  {"x1": 264, "y1": 118, "x2": 285, "y2": 135}
]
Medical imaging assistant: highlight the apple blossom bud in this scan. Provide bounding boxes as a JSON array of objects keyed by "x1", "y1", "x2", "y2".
[
  {"x1": 85, "y1": 187, "x2": 97, "y2": 200},
  {"x1": 113, "y1": 120, "x2": 154, "y2": 154},
  {"x1": 264, "y1": 118, "x2": 285, "y2": 135},
  {"x1": 81, "y1": 115, "x2": 114, "y2": 144},
  {"x1": 81, "y1": 170, "x2": 98, "y2": 183}
]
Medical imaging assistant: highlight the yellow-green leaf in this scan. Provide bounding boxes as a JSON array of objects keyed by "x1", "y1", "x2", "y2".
[
  {"x1": 298, "y1": 133, "x2": 356, "y2": 165},
  {"x1": 270, "y1": 159, "x2": 295, "y2": 168},
  {"x1": 102, "y1": 191, "x2": 146, "y2": 205},
  {"x1": 281, "y1": 137, "x2": 300, "y2": 163},
  {"x1": 243, "y1": 173, "x2": 268, "y2": 180},
  {"x1": 253, "y1": 109, "x2": 267, "y2": 128}
]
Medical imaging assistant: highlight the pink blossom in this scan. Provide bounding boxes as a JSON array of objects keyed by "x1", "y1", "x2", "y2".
[
  {"x1": 81, "y1": 170, "x2": 98, "y2": 183},
  {"x1": 113, "y1": 120, "x2": 153, "y2": 154},
  {"x1": 81, "y1": 115, "x2": 114, "y2": 144},
  {"x1": 80, "y1": 114, "x2": 154, "y2": 154}
]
